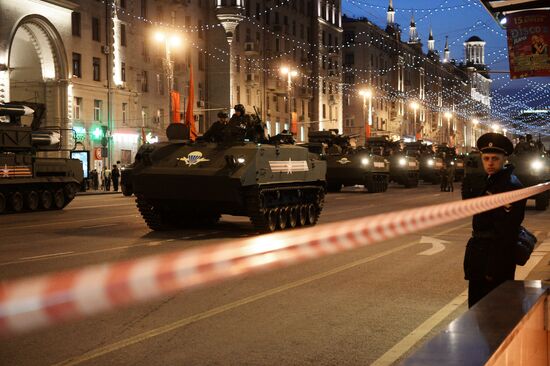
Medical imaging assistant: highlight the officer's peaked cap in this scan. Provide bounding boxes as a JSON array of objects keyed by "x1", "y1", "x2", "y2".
[
  {"x1": 476, "y1": 132, "x2": 513, "y2": 155},
  {"x1": 217, "y1": 111, "x2": 228, "y2": 118}
]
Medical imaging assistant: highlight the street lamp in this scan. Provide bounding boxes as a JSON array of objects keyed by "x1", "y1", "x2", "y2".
[
  {"x1": 492, "y1": 123, "x2": 499, "y2": 132},
  {"x1": 359, "y1": 89, "x2": 373, "y2": 140},
  {"x1": 280, "y1": 66, "x2": 298, "y2": 135},
  {"x1": 472, "y1": 119, "x2": 479, "y2": 146},
  {"x1": 410, "y1": 101, "x2": 419, "y2": 140},
  {"x1": 444, "y1": 111, "x2": 452, "y2": 143},
  {"x1": 154, "y1": 31, "x2": 182, "y2": 124}
]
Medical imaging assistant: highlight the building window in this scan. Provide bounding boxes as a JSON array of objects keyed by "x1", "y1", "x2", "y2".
[
  {"x1": 72, "y1": 12, "x2": 81, "y2": 37},
  {"x1": 121, "y1": 62, "x2": 126, "y2": 82},
  {"x1": 120, "y1": 0, "x2": 126, "y2": 8},
  {"x1": 120, "y1": 24, "x2": 127, "y2": 47},
  {"x1": 72, "y1": 53, "x2": 81, "y2": 78},
  {"x1": 141, "y1": 70, "x2": 148, "y2": 92},
  {"x1": 92, "y1": 57, "x2": 101, "y2": 81},
  {"x1": 92, "y1": 17, "x2": 100, "y2": 42},
  {"x1": 198, "y1": 51, "x2": 205, "y2": 71},
  {"x1": 122, "y1": 103, "x2": 127, "y2": 125},
  {"x1": 73, "y1": 97, "x2": 82, "y2": 120},
  {"x1": 322, "y1": 104, "x2": 326, "y2": 119},
  {"x1": 141, "y1": 0, "x2": 147, "y2": 18},
  {"x1": 93, "y1": 100, "x2": 103, "y2": 122},
  {"x1": 157, "y1": 73, "x2": 164, "y2": 95}
]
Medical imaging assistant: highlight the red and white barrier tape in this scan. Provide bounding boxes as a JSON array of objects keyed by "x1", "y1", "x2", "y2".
[{"x1": 0, "y1": 183, "x2": 549, "y2": 336}]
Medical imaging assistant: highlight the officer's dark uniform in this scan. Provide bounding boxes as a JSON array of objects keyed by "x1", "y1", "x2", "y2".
[
  {"x1": 464, "y1": 133, "x2": 526, "y2": 308},
  {"x1": 202, "y1": 112, "x2": 229, "y2": 142}
]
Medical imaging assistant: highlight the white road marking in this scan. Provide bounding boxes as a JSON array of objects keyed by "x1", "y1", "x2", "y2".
[
  {"x1": 20, "y1": 252, "x2": 74, "y2": 260},
  {"x1": 66, "y1": 203, "x2": 135, "y2": 211},
  {"x1": 372, "y1": 233, "x2": 550, "y2": 366},
  {"x1": 417, "y1": 236, "x2": 450, "y2": 256},
  {"x1": 81, "y1": 224, "x2": 117, "y2": 229},
  {"x1": 1, "y1": 214, "x2": 137, "y2": 231}
]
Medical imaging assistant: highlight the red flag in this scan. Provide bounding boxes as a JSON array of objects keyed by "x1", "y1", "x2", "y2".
[
  {"x1": 185, "y1": 65, "x2": 197, "y2": 141},
  {"x1": 171, "y1": 91, "x2": 181, "y2": 123},
  {"x1": 290, "y1": 112, "x2": 298, "y2": 135},
  {"x1": 141, "y1": 127, "x2": 147, "y2": 144},
  {"x1": 365, "y1": 123, "x2": 371, "y2": 139}
]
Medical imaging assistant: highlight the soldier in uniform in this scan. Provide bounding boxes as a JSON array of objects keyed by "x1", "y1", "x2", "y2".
[
  {"x1": 202, "y1": 111, "x2": 229, "y2": 142},
  {"x1": 463, "y1": 133, "x2": 526, "y2": 308}
]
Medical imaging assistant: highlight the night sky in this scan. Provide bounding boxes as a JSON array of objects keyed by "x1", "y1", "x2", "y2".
[{"x1": 341, "y1": 0, "x2": 550, "y2": 133}]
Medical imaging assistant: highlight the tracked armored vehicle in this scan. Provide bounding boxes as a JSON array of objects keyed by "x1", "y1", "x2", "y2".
[
  {"x1": 0, "y1": 103, "x2": 83, "y2": 213},
  {"x1": 130, "y1": 116, "x2": 326, "y2": 232},
  {"x1": 508, "y1": 148, "x2": 550, "y2": 210},
  {"x1": 366, "y1": 137, "x2": 419, "y2": 188},
  {"x1": 404, "y1": 141, "x2": 444, "y2": 184},
  {"x1": 306, "y1": 130, "x2": 389, "y2": 193},
  {"x1": 461, "y1": 150, "x2": 485, "y2": 199}
]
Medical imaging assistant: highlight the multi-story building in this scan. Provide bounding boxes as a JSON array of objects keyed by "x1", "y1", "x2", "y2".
[
  {"x1": 342, "y1": 1, "x2": 491, "y2": 150},
  {"x1": 0, "y1": 0, "x2": 208, "y2": 172}
]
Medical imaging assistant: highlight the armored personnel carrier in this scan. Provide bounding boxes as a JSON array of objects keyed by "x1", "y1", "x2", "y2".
[
  {"x1": 508, "y1": 147, "x2": 550, "y2": 210},
  {"x1": 461, "y1": 150, "x2": 485, "y2": 199},
  {"x1": 404, "y1": 141, "x2": 444, "y2": 184},
  {"x1": 436, "y1": 144, "x2": 465, "y2": 181},
  {"x1": 366, "y1": 137, "x2": 419, "y2": 188},
  {"x1": 0, "y1": 103, "x2": 83, "y2": 213},
  {"x1": 306, "y1": 130, "x2": 389, "y2": 193},
  {"x1": 130, "y1": 115, "x2": 326, "y2": 232}
]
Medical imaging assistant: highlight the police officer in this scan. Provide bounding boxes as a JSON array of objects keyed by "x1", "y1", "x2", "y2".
[
  {"x1": 464, "y1": 132, "x2": 526, "y2": 308},
  {"x1": 202, "y1": 111, "x2": 229, "y2": 142}
]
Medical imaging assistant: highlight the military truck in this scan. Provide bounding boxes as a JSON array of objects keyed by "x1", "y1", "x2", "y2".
[
  {"x1": 461, "y1": 150, "x2": 485, "y2": 199},
  {"x1": 508, "y1": 148, "x2": 550, "y2": 210},
  {"x1": 436, "y1": 144, "x2": 465, "y2": 181},
  {"x1": 306, "y1": 130, "x2": 390, "y2": 193},
  {"x1": 130, "y1": 114, "x2": 326, "y2": 232},
  {"x1": 0, "y1": 103, "x2": 83, "y2": 213},
  {"x1": 366, "y1": 137, "x2": 419, "y2": 188},
  {"x1": 404, "y1": 141, "x2": 444, "y2": 184}
]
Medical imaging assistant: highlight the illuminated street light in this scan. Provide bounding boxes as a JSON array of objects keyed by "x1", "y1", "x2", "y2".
[
  {"x1": 492, "y1": 123, "x2": 499, "y2": 132},
  {"x1": 359, "y1": 88, "x2": 373, "y2": 139},
  {"x1": 280, "y1": 66, "x2": 299, "y2": 137},
  {"x1": 410, "y1": 101, "x2": 420, "y2": 140},
  {"x1": 154, "y1": 30, "x2": 183, "y2": 124}
]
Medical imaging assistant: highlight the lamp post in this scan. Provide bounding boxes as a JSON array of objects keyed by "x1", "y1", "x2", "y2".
[
  {"x1": 444, "y1": 111, "x2": 452, "y2": 144},
  {"x1": 280, "y1": 66, "x2": 298, "y2": 134},
  {"x1": 410, "y1": 101, "x2": 419, "y2": 140},
  {"x1": 154, "y1": 31, "x2": 181, "y2": 124},
  {"x1": 359, "y1": 89, "x2": 372, "y2": 141}
]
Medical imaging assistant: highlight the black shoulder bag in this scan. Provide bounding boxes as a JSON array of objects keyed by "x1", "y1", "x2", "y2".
[{"x1": 515, "y1": 226, "x2": 537, "y2": 266}]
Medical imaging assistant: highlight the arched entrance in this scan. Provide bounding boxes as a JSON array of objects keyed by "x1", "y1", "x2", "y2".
[{"x1": 8, "y1": 15, "x2": 69, "y2": 129}]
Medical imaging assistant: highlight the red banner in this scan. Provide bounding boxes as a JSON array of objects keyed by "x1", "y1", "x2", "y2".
[
  {"x1": 290, "y1": 112, "x2": 298, "y2": 134},
  {"x1": 185, "y1": 65, "x2": 197, "y2": 141},
  {"x1": 507, "y1": 11, "x2": 550, "y2": 79},
  {"x1": 171, "y1": 91, "x2": 181, "y2": 123}
]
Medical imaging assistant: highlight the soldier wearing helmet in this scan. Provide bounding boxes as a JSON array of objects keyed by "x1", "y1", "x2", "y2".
[{"x1": 202, "y1": 111, "x2": 229, "y2": 142}]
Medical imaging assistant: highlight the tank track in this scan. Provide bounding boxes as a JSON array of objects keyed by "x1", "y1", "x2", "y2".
[
  {"x1": 0, "y1": 183, "x2": 79, "y2": 215},
  {"x1": 246, "y1": 185, "x2": 325, "y2": 233}
]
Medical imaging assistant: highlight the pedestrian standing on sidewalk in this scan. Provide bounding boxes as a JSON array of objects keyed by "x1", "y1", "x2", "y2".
[
  {"x1": 463, "y1": 133, "x2": 526, "y2": 308},
  {"x1": 111, "y1": 165, "x2": 120, "y2": 192},
  {"x1": 91, "y1": 169, "x2": 99, "y2": 190},
  {"x1": 103, "y1": 167, "x2": 111, "y2": 191}
]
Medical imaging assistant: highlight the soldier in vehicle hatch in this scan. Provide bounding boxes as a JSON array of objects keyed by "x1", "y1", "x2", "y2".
[
  {"x1": 463, "y1": 133, "x2": 526, "y2": 308},
  {"x1": 202, "y1": 111, "x2": 229, "y2": 142}
]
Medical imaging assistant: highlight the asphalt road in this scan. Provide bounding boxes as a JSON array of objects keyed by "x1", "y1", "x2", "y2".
[{"x1": 1, "y1": 183, "x2": 549, "y2": 366}]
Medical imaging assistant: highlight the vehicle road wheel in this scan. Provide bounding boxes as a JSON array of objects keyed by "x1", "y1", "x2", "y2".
[
  {"x1": 298, "y1": 205, "x2": 308, "y2": 226},
  {"x1": 11, "y1": 191, "x2": 24, "y2": 212},
  {"x1": 26, "y1": 191, "x2": 39, "y2": 211},
  {"x1": 65, "y1": 184, "x2": 76, "y2": 201},
  {"x1": 41, "y1": 190, "x2": 53, "y2": 209},
  {"x1": 53, "y1": 189, "x2": 65, "y2": 209},
  {"x1": 306, "y1": 204, "x2": 318, "y2": 225},
  {"x1": 0, "y1": 192, "x2": 6, "y2": 214},
  {"x1": 535, "y1": 194, "x2": 549, "y2": 211},
  {"x1": 266, "y1": 208, "x2": 278, "y2": 232},
  {"x1": 288, "y1": 206, "x2": 298, "y2": 228},
  {"x1": 278, "y1": 207, "x2": 289, "y2": 230},
  {"x1": 381, "y1": 177, "x2": 389, "y2": 192},
  {"x1": 122, "y1": 183, "x2": 133, "y2": 197}
]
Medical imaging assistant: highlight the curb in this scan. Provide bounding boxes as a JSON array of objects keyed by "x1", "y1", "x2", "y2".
[{"x1": 77, "y1": 191, "x2": 123, "y2": 196}]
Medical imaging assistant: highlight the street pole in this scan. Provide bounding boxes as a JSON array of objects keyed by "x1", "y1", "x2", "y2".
[
  {"x1": 362, "y1": 94, "x2": 367, "y2": 142},
  {"x1": 413, "y1": 109, "x2": 417, "y2": 140},
  {"x1": 287, "y1": 72, "x2": 291, "y2": 131},
  {"x1": 368, "y1": 94, "x2": 373, "y2": 132}
]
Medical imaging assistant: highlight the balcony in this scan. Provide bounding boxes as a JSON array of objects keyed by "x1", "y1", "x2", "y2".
[{"x1": 244, "y1": 41, "x2": 260, "y2": 57}]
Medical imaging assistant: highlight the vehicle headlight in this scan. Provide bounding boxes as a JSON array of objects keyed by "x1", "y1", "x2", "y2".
[
  {"x1": 237, "y1": 157, "x2": 246, "y2": 164},
  {"x1": 450, "y1": 161, "x2": 455, "y2": 166},
  {"x1": 399, "y1": 158, "x2": 406, "y2": 166},
  {"x1": 361, "y1": 158, "x2": 370, "y2": 166},
  {"x1": 531, "y1": 160, "x2": 544, "y2": 171},
  {"x1": 427, "y1": 159, "x2": 434, "y2": 166}
]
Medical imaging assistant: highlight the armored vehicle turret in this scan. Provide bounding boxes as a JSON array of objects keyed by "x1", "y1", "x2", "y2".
[
  {"x1": 508, "y1": 146, "x2": 550, "y2": 210},
  {"x1": 306, "y1": 130, "x2": 389, "y2": 193},
  {"x1": 130, "y1": 113, "x2": 326, "y2": 232},
  {"x1": 0, "y1": 103, "x2": 83, "y2": 213},
  {"x1": 366, "y1": 137, "x2": 419, "y2": 188},
  {"x1": 404, "y1": 141, "x2": 444, "y2": 184}
]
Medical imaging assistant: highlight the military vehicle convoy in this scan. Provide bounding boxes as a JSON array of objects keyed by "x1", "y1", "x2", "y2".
[
  {"x1": 366, "y1": 137, "x2": 419, "y2": 188},
  {"x1": 0, "y1": 103, "x2": 83, "y2": 214},
  {"x1": 461, "y1": 150, "x2": 485, "y2": 199},
  {"x1": 130, "y1": 117, "x2": 327, "y2": 232},
  {"x1": 306, "y1": 130, "x2": 390, "y2": 193},
  {"x1": 508, "y1": 149, "x2": 550, "y2": 210},
  {"x1": 436, "y1": 144, "x2": 465, "y2": 181},
  {"x1": 404, "y1": 141, "x2": 444, "y2": 184}
]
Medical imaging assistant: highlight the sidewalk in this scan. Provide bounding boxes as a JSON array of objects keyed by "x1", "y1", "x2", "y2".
[{"x1": 77, "y1": 190, "x2": 123, "y2": 196}]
